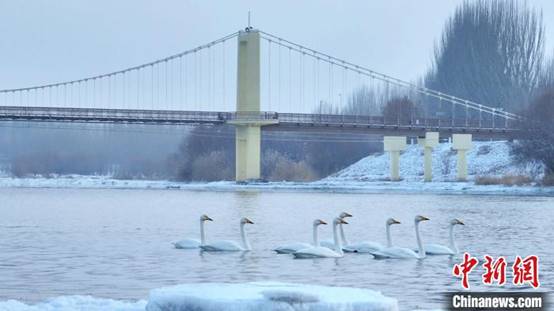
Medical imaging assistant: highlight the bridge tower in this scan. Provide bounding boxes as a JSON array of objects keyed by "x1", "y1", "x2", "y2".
[{"x1": 230, "y1": 28, "x2": 276, "y2": 181}]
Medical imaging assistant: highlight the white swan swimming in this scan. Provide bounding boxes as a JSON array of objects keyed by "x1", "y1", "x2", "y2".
[
  {"x1": 174, "y1": 214, "x2": 213, "y2": 249},
  {"x1": 320, "y1": 212, "x2": 352, "y2": 249},
  {"x1": 421, "y1": 218, "x2": 464, "y2": 255},
  {"x1": 274, "y1": 219, "x2": 327, "y2": 254},
  {"x1": 371, "y1": 215, "x2": 429, "y2": 259},
  {"x1": 199, "y1": 217, "x2": 254, "y2": 252},
  {"x1": 343, "y1": 218, "x2": 401, "y2": 253},
  {"x1": 293, "y1": 217, "x2": 348, "y2": 259}
]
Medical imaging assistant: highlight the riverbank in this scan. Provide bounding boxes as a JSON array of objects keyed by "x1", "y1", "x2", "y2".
[{"x1": 0, "y1": 174, "x2": 553, "y2": 196}]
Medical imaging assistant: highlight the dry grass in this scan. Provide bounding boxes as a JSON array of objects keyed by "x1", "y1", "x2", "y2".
[
  {"x1": 541, "y1": 174, "x2": 554, "y2": 186},
  {"x1": 475, "y1": 175, "x2": 533, "y2": 186}
]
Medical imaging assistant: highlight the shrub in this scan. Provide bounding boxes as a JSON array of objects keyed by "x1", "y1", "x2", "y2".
[
  {"x1": 475, "y1": 175, "x2": 532, "y2": 186},
  {"x1": 262, "y1": 150, "x2": 318, "y2": 182},
  {"x1": 191, "y1": 151, "x2": 234, "y2": 181},
  {"x1": 541, "y1": 174, "x2": 554, "y2": 186}
]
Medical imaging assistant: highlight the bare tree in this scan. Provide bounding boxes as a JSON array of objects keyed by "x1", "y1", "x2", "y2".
[
  {"x1": 382, "y1": 97, "x2": 419, "y2": 125},
  {"x1": 425, "y1": 0, "x2": 545, "y2": 114},
  {"x1": 539, "y1": 52, "x2": 554, "y2": 90},
  {"x1": 315, "y1": 84, "x2": 409, "y2": 116},
  {"x1": 512, "y1": 88, "x2": 554, "y2": 178}
]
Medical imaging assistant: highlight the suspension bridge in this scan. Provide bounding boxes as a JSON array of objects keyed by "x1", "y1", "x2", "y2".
[{"x1": 0, "y1": 27, "x2": 522, "y2": 181}]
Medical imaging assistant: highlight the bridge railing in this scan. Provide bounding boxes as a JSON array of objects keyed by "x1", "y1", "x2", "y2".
[
  {"x1": 0, "y1": 106, "x2": 520, "y2": 130},
  {"x1": 277, "y1": 112, "x2": 518, "y2": 130},
  {"x1": 0, "y1": 106, "x2": 229, "y2": 124}
]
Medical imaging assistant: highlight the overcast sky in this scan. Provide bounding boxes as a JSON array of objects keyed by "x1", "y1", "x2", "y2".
[{"x1": 1, "y1": 0, "x2": 554, "y2": 91}]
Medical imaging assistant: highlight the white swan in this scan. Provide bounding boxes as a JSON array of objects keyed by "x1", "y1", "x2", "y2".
[
  {"x1": 371, "y1": 215, "x2": 429, "y2": 259},
  {"x1": 343, "y1": 218, "x2": 401, "y2": 253},
  {"x1": 174, "y1": 214, "x2": 213, "y2": 249},
  {"x1": 320, "y1": 212, "x2": 352, "y2": 249},
  {"x1": 200, "y1": 217, "x2": 254, "y2": 252},
  {"x1": 293, "y1": 217, "x2": 348, "y2": 259},
  {"x1": 422, "y1": 218, "x2": 464, "y2": 255},
  {"x1": 274, "y1": 219, "x2": 327, "y2": 254}
]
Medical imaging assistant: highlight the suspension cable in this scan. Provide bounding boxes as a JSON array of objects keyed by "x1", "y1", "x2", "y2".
[
  {"x1": 260, "y1": 31, "x2": 520, "y2": 120},
  {"x1": 0, "y1": 31, "x2": 239, "y2": 94}
]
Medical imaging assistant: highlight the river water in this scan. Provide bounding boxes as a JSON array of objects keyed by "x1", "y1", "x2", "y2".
[{"x1": 0, "y1": 187, "x2": 552, "y2": 310}]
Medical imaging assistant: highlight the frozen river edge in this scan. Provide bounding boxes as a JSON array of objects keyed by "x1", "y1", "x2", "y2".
[{"x1": 0, "y1": 175, "x2": 553, "y2": 196}]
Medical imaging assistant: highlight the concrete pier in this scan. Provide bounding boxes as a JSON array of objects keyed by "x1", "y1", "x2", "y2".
[
  {"x1": 384, "y1": 136, "x2": 407, "y2": 181},
  {"x1": 452, "y1": 134, "x2": 472, "y2": 181},
  {"x1": 418, "y1": 132, "x2": 439, "y2": 182},
  {"x1": 232, "y1": 29, "x2": 278, "y2": 181}
]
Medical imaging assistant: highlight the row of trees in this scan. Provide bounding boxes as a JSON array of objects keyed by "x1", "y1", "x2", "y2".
[
  {"x1": 513, "y1": 52, "x2": 554, "y2": 183},
  {"x1": 168, "y1": 125, "x2": 380, "y2": 181},
  {"x1": 424, "y1": 0, "x2": 545, "y2": 114},
  {"x1": 2, "y1": 123, "x2": 181, "y2": 178}
]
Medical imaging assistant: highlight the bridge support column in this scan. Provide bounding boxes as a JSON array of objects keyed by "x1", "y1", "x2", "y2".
[
  {"x1": 418, "y1": 132, "x2": 439, "y2": 182},
  {"x1": 235, "y1": 125, "x2": 261, "y2": 181},
  {"x1": 452, "y1": 134, "x2": 472, "y2": 181},
  {"x1": 384, "y1": 136, "x2": 407, "y2": 181},
  {"x1": 231, "y1": 28, "x2": 272, "y2": 182}
]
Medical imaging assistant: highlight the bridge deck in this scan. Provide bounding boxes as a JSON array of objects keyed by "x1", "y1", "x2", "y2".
[{"x1": 0, "y1": 106, "x2": 519, "y2": 138}]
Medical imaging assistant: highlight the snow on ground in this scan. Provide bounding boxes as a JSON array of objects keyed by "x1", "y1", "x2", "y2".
[
  {"x1": 325, "y1": 140, "x2": 544, "y2": 182},
  {"x1": 2, "y1": 174, "x2": 553, "y2": 196},
  {"x1": 0, "y1": 296, "x2": 146, "y2": 311},
  {"x1": 0, "y1": 283, "x2": 397, "y2": 311},
  {"x1": 0, "y1": 141, "x2": 552, "y2": 196},
  {"x1": 146, "y1": 282, "x2": 398, "y2": 311}
]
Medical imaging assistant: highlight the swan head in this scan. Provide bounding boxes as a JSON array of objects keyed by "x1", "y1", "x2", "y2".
[
  {"x1": 200, "y1": 214, "x2": 213, "y2": 222},
  {"x1": 333, "y1": 217, "x2": 348, "y2": 225},
  {"x1": 339, "y1": 212, "x2": 352, "y2": 219},
  {"x1": 450, "y1": 218, "x2": 465, "y2": 226},
  {"x1": 240, "y1": 217, "x2": 254, "y2": 225},
  {"x1": 313, "y1": 219, "x2": 328, "y2": 226},
  {"x1": 386, "y1": 218, "x2": 401, "y2": 226},
  {"x1": 414, "y1": 215, "x2": 430, "y2": 223}
]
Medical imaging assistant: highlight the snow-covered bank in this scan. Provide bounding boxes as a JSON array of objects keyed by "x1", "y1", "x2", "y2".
[
  {"x1": 0, "y1": 141, "x2": 552, "y2": 196},
  {"x1": 325, "y1": 141, "x2": 543, "y2": 182},
  {"x1": 0, "y1": 283, "x2": 398, "y2": 311},
  {"x1": 2, "y1": 174, "x2": 554, "y2": 196}
]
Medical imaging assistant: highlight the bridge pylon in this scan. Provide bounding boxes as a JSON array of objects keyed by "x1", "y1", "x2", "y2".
[{"x1": 229, "y1": 28, "x2": 276, "y2": 181}]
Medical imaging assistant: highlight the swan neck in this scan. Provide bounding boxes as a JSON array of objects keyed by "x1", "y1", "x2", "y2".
[
  {"x1": 448, "y1": 224, "x2": 458, "y2": 254},
  {"x1": 415, "y1": 221, "x2": 425, "y2": 258},
  {"x1": 386, "y1": 223, "x2": 392, "y2": 247},
  {"x1": 333, "y1": 222, "x2": 343, "y2": 255},
  {"x1": 312, "y1": 223, "x2": 320, "y2": 246},
  {"x1": 339, "y1": 223, "x2": 349, "y2": 246},
  {"x1": 200, "y1": 219, "x2": 206, "y2": 245},
  {"x1": 240, "y1": 223, "x2": 251, "y2": 251}
]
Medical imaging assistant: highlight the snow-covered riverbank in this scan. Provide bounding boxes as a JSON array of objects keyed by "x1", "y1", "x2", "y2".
[
  {"x1": 0, "y1": 141, "x2": 552, "y2": 196},
  {"x1": 325, "y1": 140, "x2": 543, "y2": 182},
  {"x1": 0, "y1": 174, "x2": 553, "y2": 196}
]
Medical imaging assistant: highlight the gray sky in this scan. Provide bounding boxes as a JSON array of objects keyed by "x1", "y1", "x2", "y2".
[{"x1": 1, "y1": 0, "x2": 554, "y2": 90}]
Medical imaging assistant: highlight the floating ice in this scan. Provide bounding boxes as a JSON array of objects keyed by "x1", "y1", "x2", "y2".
[
  {"x1": 145, "y1": 282, "x2": 398, "y2": 311},
  {"x1": 0, "y1": 295, "x2": 146, "y2": 311}
]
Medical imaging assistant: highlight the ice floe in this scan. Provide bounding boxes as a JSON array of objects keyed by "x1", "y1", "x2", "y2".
[
  {"x1": 0, "y1": 283, "x2": 397, "y2": 311},
  {"x1": 145, "y1": 282, "x2": 398, "y2": 311}
]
